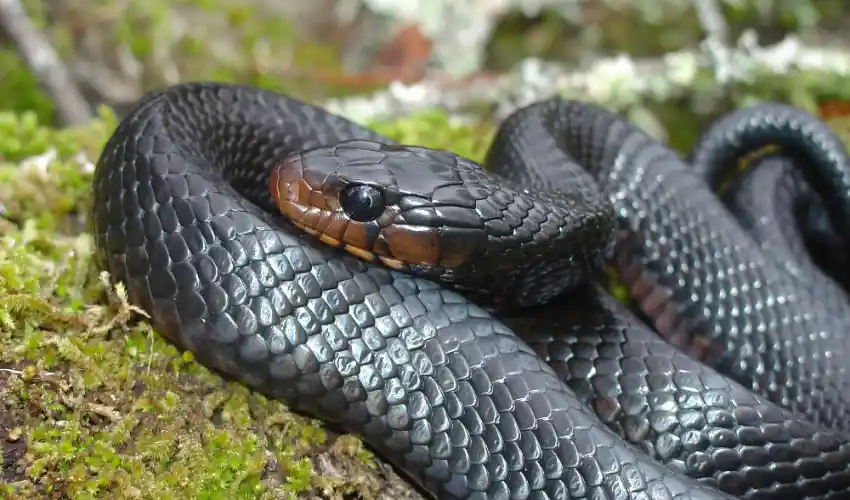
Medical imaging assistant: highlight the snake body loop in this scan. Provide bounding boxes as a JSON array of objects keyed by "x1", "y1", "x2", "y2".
[
  {"x1": 686, "y1": 105, "x2": 850, "y2": 292},
  {"x1": 717, "y1": 155, "x2": 850, "y2": 311},
  {"x1": 91, "y1": 82, "x2": 850, "y2": 500}
]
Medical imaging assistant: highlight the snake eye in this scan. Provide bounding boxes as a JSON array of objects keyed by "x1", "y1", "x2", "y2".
[{"x1": 339, "y1": 184, "x2": 386, "y2": 222}]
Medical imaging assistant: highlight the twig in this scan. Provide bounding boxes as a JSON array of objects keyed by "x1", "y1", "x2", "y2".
[{"x1": 0, "y1": 0, "x2": 92, "y2": 126}]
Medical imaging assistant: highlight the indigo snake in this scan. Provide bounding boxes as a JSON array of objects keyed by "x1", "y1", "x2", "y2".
[{"x1": 90, "y1": 82, "x2": 850, "y2": 499}]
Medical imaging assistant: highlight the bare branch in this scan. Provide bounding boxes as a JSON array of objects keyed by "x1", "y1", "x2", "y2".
[{"x1": 0, "y1": 0, "x2": 92, "y2": 126}]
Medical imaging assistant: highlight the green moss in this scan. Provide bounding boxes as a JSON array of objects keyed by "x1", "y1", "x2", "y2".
[{"x1": 369, "y1": 110, "x2": 496, "y2": 161}]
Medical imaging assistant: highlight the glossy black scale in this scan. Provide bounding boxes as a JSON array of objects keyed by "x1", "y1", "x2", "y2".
[{"x1": 91, "y1": 82, "x2": 850, "y2": 500}]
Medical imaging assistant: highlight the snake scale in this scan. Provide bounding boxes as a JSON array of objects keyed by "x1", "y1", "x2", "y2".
[{"x1": 90, "y1": 82, "x2": 850, "y2": 500}]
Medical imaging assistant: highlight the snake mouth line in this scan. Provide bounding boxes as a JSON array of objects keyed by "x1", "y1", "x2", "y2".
[
  {"x1": 289, "y1": 218, "x2": 407, "y2": 270},
  {"x1": 612, "y1": 230, "x2": 719, "y2": 361}
]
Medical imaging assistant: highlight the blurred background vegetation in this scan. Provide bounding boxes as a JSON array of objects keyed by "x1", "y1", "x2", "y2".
[
  {"x1": 1, "y1": 0, "x2": 850, "y2": 499},
  {"x1": 4, "y1": 0, "x2": 850, "y2": 142}
]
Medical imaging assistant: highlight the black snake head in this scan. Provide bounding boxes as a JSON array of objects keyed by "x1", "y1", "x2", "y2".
[
  {"x1": 268, "y1": 139, "x2": 494, "y2": 276},
  {"x1": 268, "y1": 139, "x2": 616, "y2": 307}
]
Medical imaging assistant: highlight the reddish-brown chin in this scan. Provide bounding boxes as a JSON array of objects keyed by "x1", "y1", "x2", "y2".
[
  {"x1": 268, "y1": 162, "x2": 312, "y2": 221},
  {"x1": 268, "y1": 159, "x2": 303, "y2": 203}
]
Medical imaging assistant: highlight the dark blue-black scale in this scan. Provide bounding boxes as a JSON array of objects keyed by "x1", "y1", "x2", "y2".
[{"x1": 91, "y1": 81, "x2": 850, "y2": 500}]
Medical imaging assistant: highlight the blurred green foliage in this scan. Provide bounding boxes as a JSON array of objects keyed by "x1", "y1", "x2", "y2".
[{"x1": 0, "y1": 0, "x2": 368, "y2": 125}]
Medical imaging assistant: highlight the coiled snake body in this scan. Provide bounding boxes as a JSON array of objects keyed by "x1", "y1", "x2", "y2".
[{"x1": 91, "y1": 82, "x2": 850, "y2": 500}]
